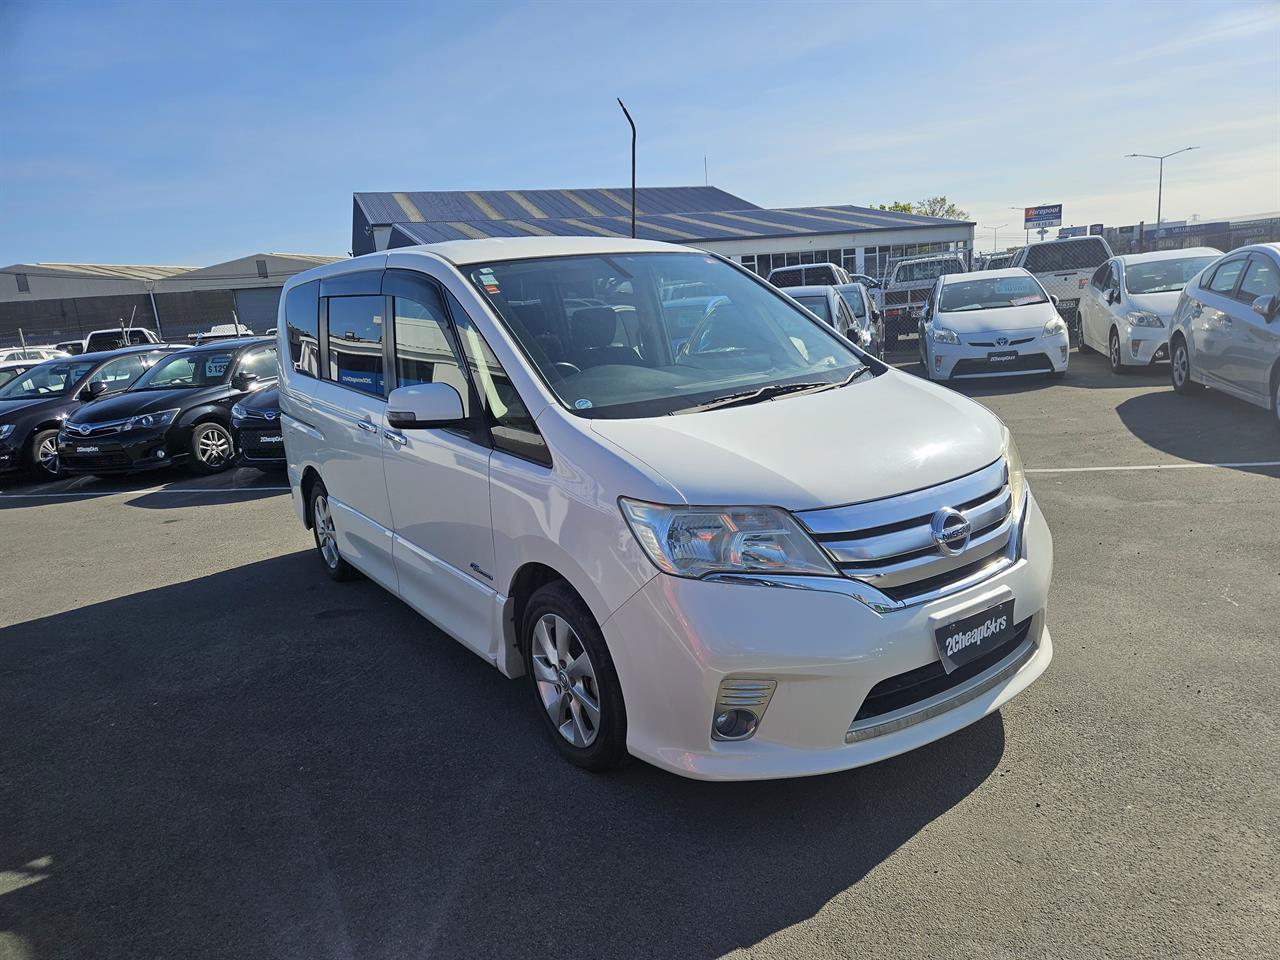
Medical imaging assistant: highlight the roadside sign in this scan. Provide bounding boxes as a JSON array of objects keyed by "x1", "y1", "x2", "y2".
[
  {"x1": 1089, "y1": 223, "x2": 1104, "y2": 235},
  {"x1": 1024, "y1": 204, "x2": 1062, "y2": 230}
]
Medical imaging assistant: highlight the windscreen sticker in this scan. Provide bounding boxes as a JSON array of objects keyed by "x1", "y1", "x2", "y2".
[
  {"x1": 205, "y1": 355, "x2": 231, "y2": 377},
  {"x1": 574, "y1": 398, "x2": 593, "y2": 409},
  {"x1": 476, "y1": 268, "x2": 501, "y2": 295}
]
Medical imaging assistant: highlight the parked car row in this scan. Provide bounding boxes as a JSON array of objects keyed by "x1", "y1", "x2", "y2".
[
  {"x1": 0, "y1": 338, "x2": 283, "y2": 481},
  {"x1": 777, "y1": 282, "x2": 885, "y2": 359}
]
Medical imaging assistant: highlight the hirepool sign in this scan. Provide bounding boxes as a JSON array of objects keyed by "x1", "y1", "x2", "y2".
[{"x1": 1024, "y1": 204, "x2": 1062, "y2": 230}]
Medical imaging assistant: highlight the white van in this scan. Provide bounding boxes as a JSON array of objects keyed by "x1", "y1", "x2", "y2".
[
  {"x1": 1009, "y1": 236, "x2": 1113, "y2": 337},
  {"x1": 277, "y1": 237, "x2": 1053, "y2": 781}
]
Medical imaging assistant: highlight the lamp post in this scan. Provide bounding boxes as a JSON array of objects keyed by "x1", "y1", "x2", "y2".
[
  {"x1": 990, "y1": 224, "x2": 1007, "y2": 253},
  {"x1": 144, "y1": 279, "x2": 163, "y2": 341},
  {"x1": 617, "y1": 99, "x2": 636, "y2": 239},
  {"x1": 1125, "y1": 146, "x2": 1199, "y2": 250}
]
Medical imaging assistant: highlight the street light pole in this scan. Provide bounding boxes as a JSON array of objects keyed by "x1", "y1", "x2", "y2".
[
  {"x1": 617, "y1": 99, "x2": 636, "y2": 239},
  {"x1": 991, "y1": 223, "x2": 1007, "y2": 252},
  {"x1": 1007, "y1": 206, "x2": 1027, "y2": 244},
  {"x1": 1124, "y1": 147, "x2": 1199, "y2": 250}
]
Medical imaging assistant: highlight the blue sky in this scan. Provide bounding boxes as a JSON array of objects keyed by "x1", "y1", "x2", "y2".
[{"x1": 1, "y1": 0, "x2": 1277, "y2": 265}]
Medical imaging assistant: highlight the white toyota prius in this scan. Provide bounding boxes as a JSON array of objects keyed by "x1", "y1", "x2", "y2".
[{"x1": 919, "y1": 268, "x2": 1070, "y2": 381}]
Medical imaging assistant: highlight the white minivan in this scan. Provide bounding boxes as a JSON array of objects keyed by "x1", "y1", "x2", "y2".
[{"x1": 277, "y1": 237, "x2": 1053, "y2": 781}]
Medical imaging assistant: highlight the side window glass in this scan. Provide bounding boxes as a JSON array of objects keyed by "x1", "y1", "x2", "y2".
[
  {"x1": 1237, "y1": 257, "x2": 1279, "y2": 303},
  {"x1": 239, "y1": 347, "x2": 278, "y2": 380},
  {"x1": 1207, "y1": 259, "x2": 1247, "y2": 296},
  {"x1": 285, "y1": 280, "x2": 320, "y2": 378},
  {"x1": 446, "y1": 290, "x2": 551, "y2": 467},
  {"x1": 91, "y1": 354, "x2": 146, "y2": 390},
  {"x1": 1091, "y1": 263, "x2": 1109, "y2": 289},
  {"x1": 392, "y1": 292, "x2": 471, "y2": 420},
  {"x1": 325, "y1": 296, "x2": 385, "y2": 397}
]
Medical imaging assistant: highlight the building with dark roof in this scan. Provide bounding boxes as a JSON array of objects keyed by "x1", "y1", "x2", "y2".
[{"x1": 352, "y1": 186, "x2": 975, "y2": 281}]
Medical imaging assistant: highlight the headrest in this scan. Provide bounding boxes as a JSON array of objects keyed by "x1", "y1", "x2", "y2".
[
  {"x1": 512, "y1": 302, "x2": 550, "y2": 335},
  {"x1": 570, "y1": 307, "x2": 617, "y2": 349}
]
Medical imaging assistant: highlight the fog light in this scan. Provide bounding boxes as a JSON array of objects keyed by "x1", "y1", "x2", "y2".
[
  {"x1": 1060, "y1": 346, "x2": 1069, "y2": 363},
  {"x1": 713, "y1": 710, "x2": 758, "y2": 740},
  {"x1": 155, "y1": 449, "x2": 166, "y2": 459},
  {"x1": 1130, "y1": 339, "x2": 1142, "y2": 358},
  {"x1": 711, "y1": 677, "x2": 777, "y2": 742},
  {"x1": 934, "y1": 354, "x2": 942, "y2": 371}
]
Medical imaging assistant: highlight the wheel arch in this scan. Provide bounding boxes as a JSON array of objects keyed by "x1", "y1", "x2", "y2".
[
  {"x1": 500, "y1": 561, "x2": 600, "y2": 679},
  {"x1": 299, "y1": 465, "x2": 323, "y2": 529}
]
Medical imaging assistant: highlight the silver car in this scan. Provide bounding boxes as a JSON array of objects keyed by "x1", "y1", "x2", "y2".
[{"x1": 1169, "y1": 243, "x2": 1280, "y2": 428}]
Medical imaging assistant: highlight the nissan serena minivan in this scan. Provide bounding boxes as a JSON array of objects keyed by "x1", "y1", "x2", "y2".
[{"x1": 277, "y1": 238, "x2": 1053, "y2": 781}]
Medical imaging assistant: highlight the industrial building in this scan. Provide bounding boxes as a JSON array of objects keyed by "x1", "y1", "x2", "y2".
[
  {"x1": 0, "y1": 253, "x2": 342, "y2": 348},
  {"x1": 352, "y1": 186, "x2": 974, "y2": 280}
]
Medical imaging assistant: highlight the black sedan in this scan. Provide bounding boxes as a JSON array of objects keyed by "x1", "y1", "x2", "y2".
[
  {"x1": 0, "y1": 346, "x2": 175, "y2": 480},
  {"x1": 231, "y1": 385, "x2": 285, "y2": 470},
  {"x1": 59, "y1": 338, "x2": 278, "y2": 477}
]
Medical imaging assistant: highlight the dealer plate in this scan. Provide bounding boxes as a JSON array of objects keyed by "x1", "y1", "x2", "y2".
[
  {"x1": 933, "y1": 599, "x2": 1015, "y2": 673},
  {"x1": 987, "y1": 350, "x2": 1019, "y2": 365}
]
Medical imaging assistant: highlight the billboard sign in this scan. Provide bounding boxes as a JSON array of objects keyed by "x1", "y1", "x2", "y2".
[
  {"x1": 1089, "y1": 223, "x2": 1104, "y2": 236},
  {"x1": 1058, "y1": 226, "x2": 1087, "y2": 239},
  {"x1": 1024, "y1": 204, "x2": 1063, "y2": 230}
]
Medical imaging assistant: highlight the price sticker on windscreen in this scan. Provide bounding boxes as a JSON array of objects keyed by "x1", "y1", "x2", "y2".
[{"x1": 206, "y1": 356, "x2": 230, "y2": 378}]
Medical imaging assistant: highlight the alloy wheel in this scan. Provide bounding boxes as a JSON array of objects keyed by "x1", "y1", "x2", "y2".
[
  {"x1": 197, "y1": 426, "x2": 232, "y2": 467},
  {"x1": 37, "y1": 436, "x2": 59, "y2": 476},
  {"x1": 1173, "y1": 344, "x2": 1188, "y2": 387},
  {"x1": 313, "y1": 494, "x2": 340, "y2": 569},
  {"x1": 1110, "y1": 331, "x2": 1122, "y2": 371},
  {"x1": 530, "y1": 613, "x2": 600, "y2": 748}
]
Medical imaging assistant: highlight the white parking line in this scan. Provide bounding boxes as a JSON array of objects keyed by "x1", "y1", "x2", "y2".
[
  {"x1": 1027, "y1": 461, "x2": 1280, "y2": 474},
  {"x1": 0, "y1": 486, "x2": 291, "y2": 498}
]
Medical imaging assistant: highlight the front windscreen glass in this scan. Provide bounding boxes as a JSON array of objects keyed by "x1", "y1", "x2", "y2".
[
  {"x1": 1124, "y1": 256, "x2": 1218, "y2": 295},
  {"x1": 893, "y1": 259, "x2": 963, "y2": 283},
  {"x1": 0, "y1": 359, "x2": 96, "y2": 399},
  {"x1": 132, "y1": 350, "x2": 235, "y2": 390},
  {"x1": 469, "y1": 253, "x2": 868, "y2": 418},
  {"x1": 940, "y1": 276, "x2": 1049, "y2": 312},
  {"x1": 793, "y1": 296, "x2": 833, "y2": 324}
]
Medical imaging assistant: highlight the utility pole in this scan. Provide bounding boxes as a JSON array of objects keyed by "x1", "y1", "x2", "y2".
[
  {"x1": 617, "y1": 99, "x2": 636, "y2": 239},
  {"x1": 1008, "y1": 206, "x2": 1028, "y2": 244},
  {"x1": 991, "y1": 223, "x2": 1007, "y2": 252},
  {"x1": 144, "y1": 279, "x2": 163, "y2": 340},
  {"x1": 1125, "y1": 146, "x2": 1199, "y2": 250}
]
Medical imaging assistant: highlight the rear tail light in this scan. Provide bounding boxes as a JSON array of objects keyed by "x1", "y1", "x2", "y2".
[{"x1": 1078, "y1": 278, "x2": 1088, "y2": 288}]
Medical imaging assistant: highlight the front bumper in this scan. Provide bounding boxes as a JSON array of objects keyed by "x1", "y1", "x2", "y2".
[
  {"x1": 57, "y1": 427, "x2": 182, "y2": 475},
  {"x1": 602, "y1": 494, "x2": 1054, "y2": 781},
  {"x1": 931, "y1": 332, "x2": 1069, "y2": 379},
  {"x1": 1119, "y1": 329, "x2": 1169, "y2": 366},
  {"x1": 0, "y1": 440, "x2": 21, "y2": 473},
  {"x1": 233, "y1": 423, "x2": 286, "y2": 467}
]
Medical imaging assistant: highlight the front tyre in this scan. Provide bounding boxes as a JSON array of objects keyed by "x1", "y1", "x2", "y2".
[
  {"x1": 25, "y1": 428, "x2": 61, "y2": 481},
  {"x1": 1108, "y1": 328, "x2": 1126, "y2": 375},
  {"x1": 523, "y1": 581, "x2": 627, "y2": 772},
  {"x1": 1170, "y1": 336, "x2": 1203, "y2": 395},
  {"x1": 188, "y1": 421, "x2": 235, "y2": 474},
  {"x1": 310, "y1": 480, "x2": 356, "y2": 581}
]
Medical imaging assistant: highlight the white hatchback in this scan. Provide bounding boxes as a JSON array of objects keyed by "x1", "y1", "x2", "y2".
[
  {"x1": 1077, "y1": 247, "x2": 1222, "y2": 373},
  {"x1": 277, "y1": 237, "x2": 1053, "y2": 781},
  {"x1": 919, "y1": 269, "x2": 1070, "y2": 381}
]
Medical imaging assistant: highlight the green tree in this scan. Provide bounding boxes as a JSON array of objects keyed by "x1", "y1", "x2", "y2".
[
  {"x1": 914, "y1": 196, "x2": 970, "y2": 220},
  {"x1": 876, "y1": 201, "x2": 916, "y2": 213}
]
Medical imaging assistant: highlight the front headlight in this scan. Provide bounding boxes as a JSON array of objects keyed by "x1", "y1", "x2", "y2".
[
  {"x1": 0, "y1": 424, "x2": 14, "y2": 440},
  {"x1": 1126, "y1": 310, "x2": 1164, "y2": 328},
  {"x1": 931, "y1": 325, "x2": 961, "y2": 345},
  {"x1": 620, "y1": 499, "x2": 837, "y2": 579},
  {"x1": 122, "y1": 408, "x2": 180, "y2": 431},
  {"x1": 1002, "y1": 426, "x2": 1027, "y2": 513},
  {"x1": 231, "y1": 402, "x2": 247, "y2": 420},
  {"x1": 1042, "y1": 316, "x2": 1068, "y2": 338}
]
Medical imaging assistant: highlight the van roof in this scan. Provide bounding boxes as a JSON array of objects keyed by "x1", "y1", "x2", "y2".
[{"x1": 393, "y1": 236, "x2": 689, "y2": 266}]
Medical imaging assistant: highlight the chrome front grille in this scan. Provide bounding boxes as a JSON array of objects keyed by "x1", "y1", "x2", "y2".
[
  {"x1": 968, "y1": 336, "x2": 1034, "y2": 347},
  {"x1": 796, "y1": 459, "x2": 1015, "y2": 605},
  {"x1": 62, "y1": 419, "x2": 126, "y2": 439}
]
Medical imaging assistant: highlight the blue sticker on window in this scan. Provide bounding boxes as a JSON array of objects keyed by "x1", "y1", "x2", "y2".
[{"x1": 574, "y1": 398, "x2": 593, "y2": 409}]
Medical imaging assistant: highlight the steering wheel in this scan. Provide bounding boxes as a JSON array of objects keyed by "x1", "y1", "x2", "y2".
[{"x1": 552, "y1": 362, "x2": 581, "y2": 379}]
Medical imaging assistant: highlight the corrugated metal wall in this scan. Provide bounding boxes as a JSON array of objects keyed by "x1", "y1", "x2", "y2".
[{"x1": 0, "y1": 289, "x2": 247, "y2": 347}]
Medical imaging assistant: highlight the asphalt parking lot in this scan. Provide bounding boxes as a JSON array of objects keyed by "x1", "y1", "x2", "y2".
[{"x1": 2, "y1": 349, "x2": 1277, "y2": 960}]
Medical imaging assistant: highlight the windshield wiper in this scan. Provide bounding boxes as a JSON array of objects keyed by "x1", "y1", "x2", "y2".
[{"x1": 681, "y1": 367, "x2": 871, "y2": 413}]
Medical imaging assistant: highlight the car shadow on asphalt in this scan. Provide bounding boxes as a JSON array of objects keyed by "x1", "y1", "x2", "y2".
[
  {"x1": 887, "y1": 348, "x2": 1169, "y2": 398},
  {"x1": 0, "y1": 467, "x2": 287, "y2": 510},
  {"x1": 0, "y1": 551, "x2": 1005, "y2": 960},
  {"x1": 1114, "y1": 388, "x2": 1280, "y2": 477}
]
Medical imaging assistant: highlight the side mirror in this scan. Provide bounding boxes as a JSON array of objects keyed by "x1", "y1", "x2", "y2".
[
  {"x1": 231, "y1": 372, "x2": 259, "y2": 391},
  {"x1": 1106, "y1": 288, "x2": 1119, "y2": 305},
  {"x1": 1050, "y1": 295, "x2": 1060, "y2": 307},
  {"x1": 1252, "y1": 294, "x2": 1278, "y2": 323},
  {"x1": 387, "y1": 383, "x2": 465, "y2": 430},
  {"x1": 80, "y1": 380, "x2": 107, "y2": 401}
]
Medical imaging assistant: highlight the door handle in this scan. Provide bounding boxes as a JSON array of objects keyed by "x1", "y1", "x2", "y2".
[
  {"x1": 383, "y1": 430, "x2": 407, "y2": 446},
  {"x1": 355, "y1": 419, "x2": 378, "y2": 433}
]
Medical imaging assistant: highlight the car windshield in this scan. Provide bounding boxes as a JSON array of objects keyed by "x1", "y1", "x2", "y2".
[
  {"x1": 940, "y1": 276, "x2": 1049, "y2": 312},
  {"x1": 1023, "y1": 238, "x2": 1110, "y2": 273},
  {"x1": 1124, "y1": 256, "x2": 1218, "y2": 295},
  {"x1": 0, "y1": 358, "x2": 96, "y2": 399},
  {"x1": 469, "y1": 252, "x2": 868, "y2": 418},
  {"x1": 793, "y1": 295, "x2": 833, "y2": 324},
  {"x1": 132, "y1": 350, "x2": 235, "y2": 389},
  {"x1": 892, "y1": 259, "x2": 963, "y2": 283}
]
